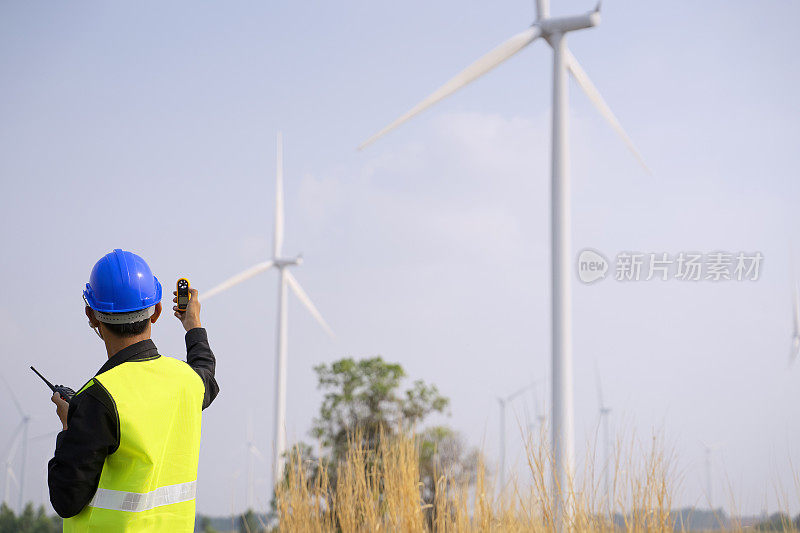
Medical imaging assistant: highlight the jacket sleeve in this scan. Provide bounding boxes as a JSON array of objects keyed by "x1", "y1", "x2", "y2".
[
  {"x1": 48, "y1": 383, "x2": 119, "y2": 518},
  {"x1": 185, "y1": 328, "x2": 220, "y2": 410}
]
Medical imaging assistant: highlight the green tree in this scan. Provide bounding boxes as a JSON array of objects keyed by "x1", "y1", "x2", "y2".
[
  {"x1": 0, "y1": 503, "x2": 61, "y2": 533},
  {"x1": 18, "y1": 503, "x2": 35, "y2": 532},
  {"x1": 417, "y1": 425, "x2": 480, "y2": 504},
  {"x1": 311, "y1": 356, "x2": 449, "y2": 465},
  {"x1": 0, "y1": 503, "x2": 16, "y2": 533},
  {"x1": 276, "y1": 356, "x2": 482, "y2": 528},
  {"x1": 199, "y1": 515, "x2": 218, "y2": 533},
  {"x1": 754, "y1": 512, "x2": 800, "y2": 531},
  {"x1": 238, "y1": 508, "x2": 264, "y2": 533}
]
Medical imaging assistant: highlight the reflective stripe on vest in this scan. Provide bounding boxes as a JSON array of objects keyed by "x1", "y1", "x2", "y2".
[
  {"x1": 89, "y1": 480, "x2": 197, "y2": 513},
  {"x1": 63, "y1": 355, "x2": 205, "y2": 533}
]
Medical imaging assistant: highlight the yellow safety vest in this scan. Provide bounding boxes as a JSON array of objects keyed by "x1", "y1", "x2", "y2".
[{"x1": 63, "y1": 355, "x2": 205, "y2": 533}]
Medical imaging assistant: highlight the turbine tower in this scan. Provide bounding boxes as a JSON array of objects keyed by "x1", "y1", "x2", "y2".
[
  {"x1": 1, "y1": 375, "x2": 30, "y2": 513},
  {"x1": 791, "y1": 281, "x2": 799, "y2": 365},
  {"x1": 497, "y1": 383, "x2": 534, "y2": 490},
  {"x1": 700, "y1": 442, "x2": 719, "y2": 509},
  {"x1": 359, "y1": 2, "x2": 649, "y2": 525},
  {"x1": 203, "y1": 133, "x2": 335, "y2": 487},
  {"x1": 595, "y1": 369, "x2": 611, "y2": 507}
]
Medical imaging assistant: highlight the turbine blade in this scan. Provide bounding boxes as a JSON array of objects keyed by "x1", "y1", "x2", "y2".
[
  {"x1": 274, "y1": 132, "x2": 285, "y2": 258},
  {"x1": 507, "y1": 383, "x2": 533, "y2": 402},
  {"x1": 6, "y1": 465, "x2": 18, "y2": 487},
  {"x1": 565, "y1": 49, "x2": 651, "y2": 174},
  {"x1": 201, "y1": 261, "x2": 274, "y2": 302},
  {"x1": 284, "y1": 271, "x2": 335, "y2": 339},
  {"x1": 3, "y1": 421, "x2": 24, "y2": 463},
  {"x1": 30, "y1": 431, "x2": 59, "y2": 442},
  {"x1": 359, "y1": 26, "x2": 542, "y2": 149},
  {"x1": 249, "y1": 444, "x2": 266, "y2": 463},
  {"x1": 522, "y1": 401, "x2": 533, "y2": 431},
  {"x1": 0, "y1": 375, "x2": 24, "y2": 418}
]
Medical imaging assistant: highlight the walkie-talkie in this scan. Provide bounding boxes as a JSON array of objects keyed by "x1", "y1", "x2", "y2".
[
  {"x1": 176, "y1": 278, "x2": 191, "y2": 311},
  {"x1": 30, "y1": 366, "x2": 75, "y2": 403}
]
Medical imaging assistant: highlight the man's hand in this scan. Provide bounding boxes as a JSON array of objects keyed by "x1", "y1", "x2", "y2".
[
  {"x1": 52, "y1": 392, "x2": 68, "y2": 431},
  {"x1": 173, "y1": 288, "x2": 202, "y2": 331}
]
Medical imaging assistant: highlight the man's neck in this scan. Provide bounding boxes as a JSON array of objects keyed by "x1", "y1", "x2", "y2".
[{"x1": 103, "y1": 332, "x2": 152, "y2": 359}]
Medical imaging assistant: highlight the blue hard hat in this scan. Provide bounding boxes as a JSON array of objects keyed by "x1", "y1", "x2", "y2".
[{"x1": 83, "y1": 249, "x2": 162, "y2": 313}]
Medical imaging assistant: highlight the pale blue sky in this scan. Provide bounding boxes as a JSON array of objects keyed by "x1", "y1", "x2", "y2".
[{"x1": 1, "y1": 0, "x2": 799, "y2": 517}]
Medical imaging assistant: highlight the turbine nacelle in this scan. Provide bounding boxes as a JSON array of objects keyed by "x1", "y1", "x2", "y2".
[
  {"x1": 274, "y1": 255, "x2": 303, "y2": 269},
  {"x1": 538, "y1": 10, "x2": 600, "y2": 37}
]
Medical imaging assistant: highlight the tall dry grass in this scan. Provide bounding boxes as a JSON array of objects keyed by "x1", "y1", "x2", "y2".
[{"x1": 274, "y1": 428, "x2": 706, "y2": 532}]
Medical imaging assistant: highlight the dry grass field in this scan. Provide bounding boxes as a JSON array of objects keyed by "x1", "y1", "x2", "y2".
[{"x1": 272, "y1": 429, "x2": 738, "y2": 532}]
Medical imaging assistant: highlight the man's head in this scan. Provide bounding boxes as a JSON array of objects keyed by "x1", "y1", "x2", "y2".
[
  {"x1": 83, "y1": 249, "x2": 163, "y2": 342},
  {"x1": 84, "y1": 302, "x2": 162, "y2": 340}
]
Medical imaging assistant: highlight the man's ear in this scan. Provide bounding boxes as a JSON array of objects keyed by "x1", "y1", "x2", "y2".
[
  {"x1": 151, "y1": 302, "x2": 162, "y2": 324},
  {"x1": 85, "y1": 306, "x2": 101, "y2": 327}
]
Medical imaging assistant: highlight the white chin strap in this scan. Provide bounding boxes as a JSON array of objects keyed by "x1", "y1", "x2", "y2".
[{"x1": 93, "y1": 306, "x2": 155, "y2": 324}]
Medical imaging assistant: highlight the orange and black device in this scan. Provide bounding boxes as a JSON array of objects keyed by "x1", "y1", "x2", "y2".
[{"x1": 177, "y1": 278, "x2": 191, "y2": 311}]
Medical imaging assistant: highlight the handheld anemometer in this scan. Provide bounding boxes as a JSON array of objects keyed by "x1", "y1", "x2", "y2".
[
  {"x1": 30, "y1": 366, "x2": 75, "y2": 403},
  {"x1": 177, "y1": 278, "x2": 191, "y2": 311}
]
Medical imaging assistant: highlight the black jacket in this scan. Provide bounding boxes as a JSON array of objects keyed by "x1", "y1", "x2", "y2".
[{"x1": 47, "y1": 328, "x2": 219, "y2": 518}]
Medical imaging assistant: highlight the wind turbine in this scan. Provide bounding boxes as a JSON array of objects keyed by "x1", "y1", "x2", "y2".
[
  {"x1": 202, "y1": 132, "x2": 335, "y2": 486},
  {"x1": 497, "y1": 383, "x2": 534, "y2": 490},
  {"x1": 791, "y1": 281, "x2": 799, "y2": 366},
  {"x1": 531, "y1": 380, "x2": 546, "y2": 437},
  {"x1": 522, "y1": 379, "x2": 546, "y2": 438},
  {"x1": 245, "y1": 412, "x2": 266, "y2": 511},
  {"x1": 28, "y1": 430, "x2": 59, "y2": 507},
  {"x1": 700, "y1": 441, "x2": 720, "y2": 509},
  {"x1": 359, "y1": 1, "x2": 649, "y2": 522},
  {"x1": 1, "y1": 375, "x2": 30, "y2": 513},
  {"x1": 3, "y1": 435, "x2": 21, "y2": 510},
  {"x1": 595, "y1": 368, "x2": 611, "y2": 507}
]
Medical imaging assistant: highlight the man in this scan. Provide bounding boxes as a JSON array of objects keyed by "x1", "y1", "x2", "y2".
[{"x1": 48, "y1": 248, "x2": 219, "y2": 532}]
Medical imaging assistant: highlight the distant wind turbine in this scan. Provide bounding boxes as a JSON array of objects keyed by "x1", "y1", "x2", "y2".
[
  {"x1": 1, "y1": 375, "x2": 30, "y2": 513},
  {"x1": 28, "y1": 430, "x2": 59, "y2": 506},
  {"x1": 531, "y1": 380, "x2": 546, "y2": 437},
  {"x1": 245, "y1": 413, "x2": 266, "y2": 510},
  {"x1": 791, "y1": 281, "x2": 799, "y2": 365},
  {"x1": 497, "y1": 383, "x2": 534, "y2": 490},
  {"x1": 203, "y1": 132, "x2": 335, "y2": 486},
  {"x1": 700, "y1": 441, "x2": 720, "y2": 509},
  {"x1": 3, "y1": 438, "x2": 20, "y2": 510},
  {"x1": 522, "y1": 379, "x2": 546, "y2": 438},
  {"x1": 359, "y1": 1, "x2": 649, "y2": 523},
  {"x1": 595, "y1": 368, "x2": 611, "y2": 507}
]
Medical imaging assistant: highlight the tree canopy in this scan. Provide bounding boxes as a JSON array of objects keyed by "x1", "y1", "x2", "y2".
[{"x1": 311, "y1": 356, "x2": 450, "y2": 464}]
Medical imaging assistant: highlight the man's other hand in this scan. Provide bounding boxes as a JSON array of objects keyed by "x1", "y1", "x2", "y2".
[
  {"x1": 173, "y1": 288, "x2": 202, "y2": 331},
  {"x1": 52, "y1": 392, "x2": 68, "y2": 430}
]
